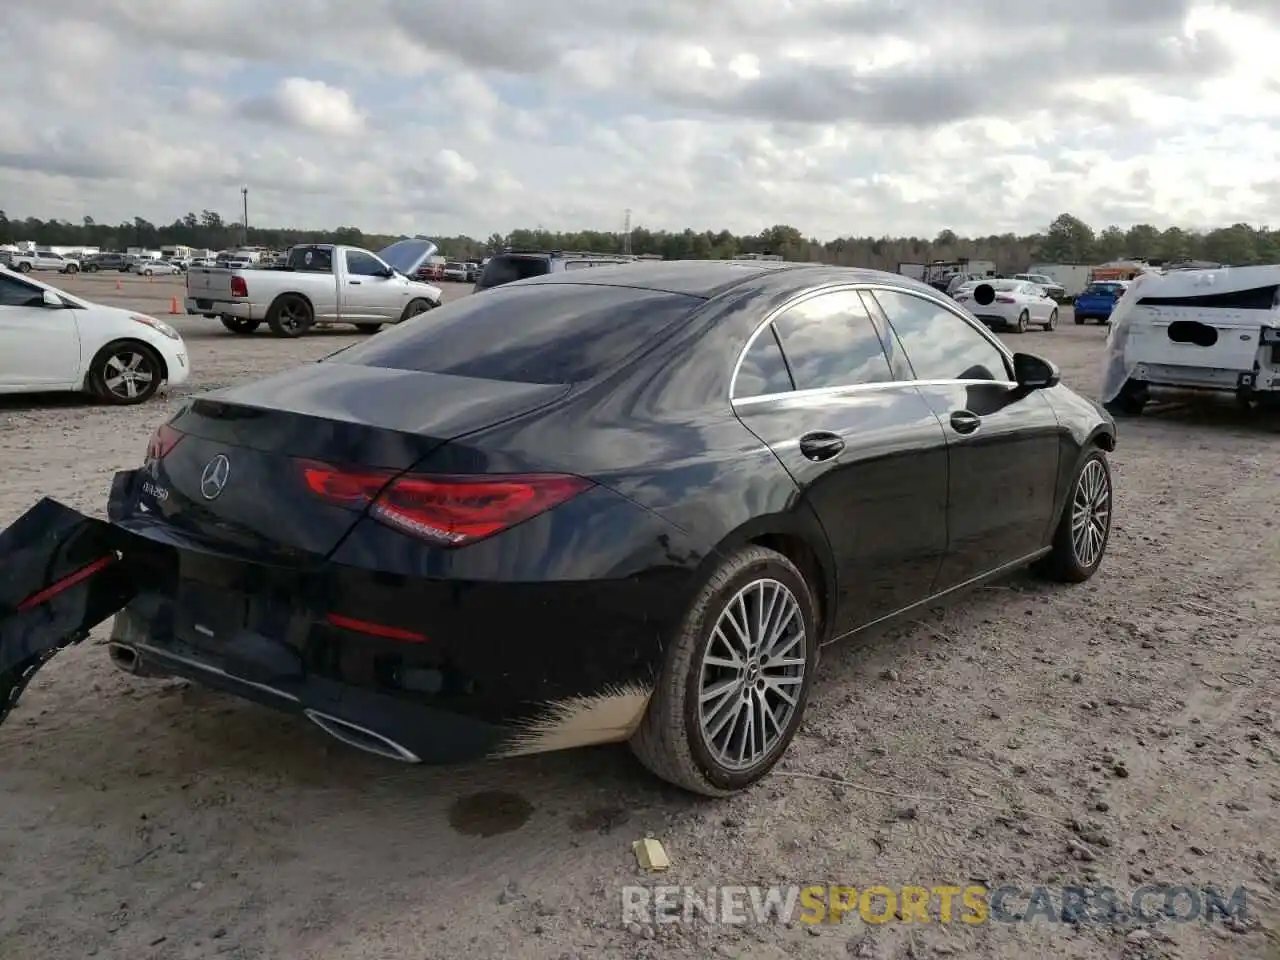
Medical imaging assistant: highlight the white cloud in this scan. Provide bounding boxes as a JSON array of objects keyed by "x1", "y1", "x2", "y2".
[{"x1": 0, "y1": 0, "x2": 1277, "y2": 239}]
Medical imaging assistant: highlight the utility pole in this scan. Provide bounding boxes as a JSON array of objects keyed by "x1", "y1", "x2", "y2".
[
  {"x1": 622, "y1": 208, "x2": 632, "y2": 255},
  {"x1": 241, "y1": 187, "x2": 249, "y2": 246}
]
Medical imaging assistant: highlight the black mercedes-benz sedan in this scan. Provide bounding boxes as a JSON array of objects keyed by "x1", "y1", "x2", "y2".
[{"x1": 0, "y1": 262, "x2": 1115, "y2": 796}]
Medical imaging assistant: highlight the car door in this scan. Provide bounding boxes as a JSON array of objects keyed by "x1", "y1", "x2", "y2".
[
  {"x1": 731, "y1": 288, "x2": 950, "y2": 636},
  {"x1": 866, "y1": 287, "x2": 1063, "y2": 591},
  {"x1": 342, "y1": 249, "x2": 399, "y2": 321},
  {"x1": 0, "y1": 273, "x2": 82, "y2": 387}
]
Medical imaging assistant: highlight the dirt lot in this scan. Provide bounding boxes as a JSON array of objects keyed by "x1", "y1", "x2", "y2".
[{"x1": 1, "y1": 272, "x2": 1278, "y2": 960}]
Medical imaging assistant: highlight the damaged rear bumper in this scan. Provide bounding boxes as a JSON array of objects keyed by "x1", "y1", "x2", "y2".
[
  {"x1": 0, "y1": 471, "x2": 635, "y2": 765},
  {"x1": 0, "y1": 494, "x2": 136, "y2": 723}
]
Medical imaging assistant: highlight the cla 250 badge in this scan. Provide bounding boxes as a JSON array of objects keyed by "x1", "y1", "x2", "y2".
[{"x1": 141, "y1": 480, "x2": 169, "y2": 501}]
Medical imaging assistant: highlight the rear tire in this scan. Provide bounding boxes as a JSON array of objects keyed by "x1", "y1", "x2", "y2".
[
  {"x1": 629, "y1": 545, "x2": 819, "y2": 797},
  {"x1": 266, "y1": 294, "x2": 314, "y2": 337},
  {"x1": 1035, "y1": 450, "x2": 1112, "y2": 583},
  {"x1": 86, "y1": 264, "x2": 99, "y2": 273},
  {"x1": 65, "y1": 265, "x2": 78, "y2": 274},
  {"x1": 1015, "y1": 310, "x2": 1029, "y2": 333},
  {"x1": 17, "y1": 262, "x2": 30, "y2": 273},
  {"x1": 220, "y1": 315, "x2": 260, "y2": 335},
  {"x1": 88, "y1": 340, "x2": 163, "y2": 405},
  {"x1": 1104, "y1": 379, "x2": 1147, "y2": 417}
]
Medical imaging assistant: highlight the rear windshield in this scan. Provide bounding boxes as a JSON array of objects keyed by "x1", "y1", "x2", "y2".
[
  {"x1": 1085, "y1": 283, "x2": 1123, "y2": 295},
  {"x1": 332, "y1": 283, "x2": 700, "y2": 385},
  {"x1": 476, "y1": 255, "x2": 550, "y2": 289}
]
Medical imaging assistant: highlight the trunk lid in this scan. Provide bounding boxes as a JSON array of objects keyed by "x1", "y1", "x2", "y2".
[
  {"x1": 139, "y1": 362, "x2": 570, "y2": 562},
  {"x1": 186, "y1": 267, "x2": 237, "y2": 300}
]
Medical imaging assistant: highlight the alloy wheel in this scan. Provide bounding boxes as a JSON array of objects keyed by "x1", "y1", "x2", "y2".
[
  {"x1": 278, "y1": 301, "x2": 306, "y2": 332},
  {"x1": 102, "y1": 349, "x2": 155, "y2": 401},
  {"x1": 697, "y1": 578, "x2": 807, "y2": 771},
  {"x1": 1070, "y1": 459, "x2": 1111, "y2": 568}
]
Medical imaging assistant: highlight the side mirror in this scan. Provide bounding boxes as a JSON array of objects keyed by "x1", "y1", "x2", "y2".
[
  {"x1": 380, "y1": 266, "x2": 396, "y2": 278},
  {"x1": 42, "y1": 290, "x2": 63, "y2": 308},
  {"x1": 1013, "y1": 352, "x2": 1060, "y2": 390}
]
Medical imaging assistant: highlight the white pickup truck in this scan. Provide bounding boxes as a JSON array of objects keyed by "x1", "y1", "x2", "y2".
[{"x1": 185, "y1": 239, "x2": 444, "y2": 337}]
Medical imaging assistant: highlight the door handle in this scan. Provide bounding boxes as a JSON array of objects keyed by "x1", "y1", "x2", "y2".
[
  {"x1": 799, "y1": 432, "x2": 845, "y2": 461},
  {"x1": 348, "y1": 280, "x2": 362, "y2": 285},
  {"x1": 949, "y1": 410, "x2": 981, "y2": 434}
]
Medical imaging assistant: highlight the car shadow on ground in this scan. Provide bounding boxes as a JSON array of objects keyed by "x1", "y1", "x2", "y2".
[
  {"x1": 1130, "y1": 394, "x2": 1280, "y2": 434},
  {"x1": 0, "y1": 392, "x2": 100, "y2": 413}
]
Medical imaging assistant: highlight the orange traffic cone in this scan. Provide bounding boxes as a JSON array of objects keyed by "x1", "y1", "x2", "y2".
[
  {"x1": 115, "y1": 278, "x2": 122, "y2": 290},
  {"x1": 169, "y1": 296, "x2": 181, "y2": 315}
]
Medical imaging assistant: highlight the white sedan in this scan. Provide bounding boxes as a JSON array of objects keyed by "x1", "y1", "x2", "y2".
[
  {"x1": 953, "y1": 279, "x2": 1059, "y2": 333},
  {"x1": 0, "y1": 266, "x2": 190, "y2": 404},
  {"x1": 132, "y1": 259, "x2": 183, "y2": 276}
]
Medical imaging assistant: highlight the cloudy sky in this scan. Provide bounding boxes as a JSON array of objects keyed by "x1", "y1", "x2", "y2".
[{"x1": 2, "y1": 0, "x2": 1278, "y2": 239}]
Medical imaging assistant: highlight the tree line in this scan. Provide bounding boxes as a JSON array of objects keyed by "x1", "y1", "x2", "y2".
[{"x1": 2, "y1": 209, "x2": 1275, "y2": 271}]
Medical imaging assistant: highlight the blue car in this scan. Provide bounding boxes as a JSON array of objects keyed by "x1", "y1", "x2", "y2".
[{"x1": 1073, "y1": 281, "x2": 1129, "y2": 324}]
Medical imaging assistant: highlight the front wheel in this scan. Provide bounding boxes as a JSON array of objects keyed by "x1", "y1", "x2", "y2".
[
  {"x1": 86, "y1": 264, "x2": 99, "y2": 273},
  {"x1": 1104, "y1": 379, "x2": 1147, "y2": 417},
  {"x1": 1044, "y1": 309, "x2": 1058, "y2": 331},
  {"x1": 16, "y1": 262, "x2": 30, "y2": 273},
  {"x1": 399, "y1": 298, "x2": 436, "y2": 322},
  {"x1": 88, "y1": 341, "x2": 163, "y2": 405},
  {"x1": 1035, "y1": 450, "x2": 1113, "y2": 583},
  {"x1": 1015, "y1": 310, "x2": 1029, "y2": 333},
  {"x1": 630, "y1": 545, "x2": 819, "y2": 796},
  {"x1": 220, "y1": 315, "x2": 260, "y2": 335}
]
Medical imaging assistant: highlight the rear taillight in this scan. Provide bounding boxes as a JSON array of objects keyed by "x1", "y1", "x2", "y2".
[
  {"x1": 995, "y1": 295, "x2": 1016, "y2": 303},
  {"x1": 230, "y1": 276, "x2": 248, "y2": 297},
  {"x1": 297, "y1": 462, "x2": 593, "y2": 547},
  {"x1": 145, "y1": 422, "x2": 184, "y2": 461}
]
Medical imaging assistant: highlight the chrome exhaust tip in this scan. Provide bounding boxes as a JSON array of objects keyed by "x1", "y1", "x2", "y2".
[{"x1": 304, "y1": 709, "x2": 421, "y2": 764}]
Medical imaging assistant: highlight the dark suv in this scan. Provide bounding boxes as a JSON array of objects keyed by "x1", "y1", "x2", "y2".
[
  {"x1": 473, "y1": 251, "x2": 637, "y2": 292},
  {"x1": 83, "y1": 253, "x2": 131, "y2": 273}
]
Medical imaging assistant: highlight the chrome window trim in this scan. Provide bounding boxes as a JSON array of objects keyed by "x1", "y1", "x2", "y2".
[
  {"x1": 728, "y1": 281, "x2": 1016, "y2": 403},
  {"x1": 731, "y1": 378, "x2": 1019, "y2": 408}
]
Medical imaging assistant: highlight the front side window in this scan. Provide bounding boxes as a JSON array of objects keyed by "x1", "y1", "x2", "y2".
[
  {"x1": 771, "y1": 290, "x2": 893, "y2": 390},
  {"x1": 346, "y1": 250, "x2": 385, "y2": 276},
  {"x1": 872, "y1": 289, "x2": 1009, "y2": 382}
]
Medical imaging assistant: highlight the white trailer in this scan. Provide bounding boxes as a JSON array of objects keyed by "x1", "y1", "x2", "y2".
[{"x1": 1029, "y1": 263, "x2": 1093, "y2": 298}]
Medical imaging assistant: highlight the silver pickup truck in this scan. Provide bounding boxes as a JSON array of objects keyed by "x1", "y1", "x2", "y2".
[{"x1": 185, "y1": 239, "x2": 444, "y2": 337}]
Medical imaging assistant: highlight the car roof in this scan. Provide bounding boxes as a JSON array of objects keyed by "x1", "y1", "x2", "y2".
[{"x1": 512, "y1": 259, "x2": 818, "y2": 298}]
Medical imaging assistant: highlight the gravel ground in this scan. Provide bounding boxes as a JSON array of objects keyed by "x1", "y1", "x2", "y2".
[{"x1": 1, "y1": 273, "x2": 1277, "y2": 960}]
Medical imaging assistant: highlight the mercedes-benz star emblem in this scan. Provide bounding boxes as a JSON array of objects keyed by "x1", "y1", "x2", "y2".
[{"x1": 199, "y1": 454, "x2": 231, "y2": 501}]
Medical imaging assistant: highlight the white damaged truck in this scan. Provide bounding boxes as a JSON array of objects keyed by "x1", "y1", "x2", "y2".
[{"x1": 185, "y1": 238, "x2": 444, "y2": 337}]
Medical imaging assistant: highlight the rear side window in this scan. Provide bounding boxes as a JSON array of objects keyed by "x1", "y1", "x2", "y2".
[
  {"x1": 287, "y1": 247, "x2": 333, "y2": 273},
  {"x1": 771, "y1": 290, "x2": 893, "y2": 389},
  {"x1": 333, "y1": 284, "x2": 700, "y2": 385},
  {"x1": 732, "y1": 326, "x2": 794, "y2": 398},
  {"x1": 477, "y1": 255, "x2": 550, "y2": 288}
]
